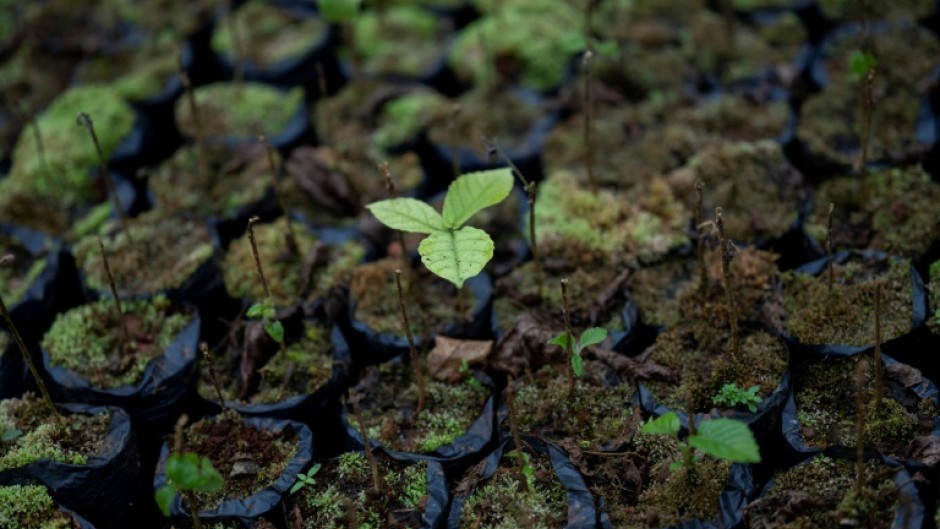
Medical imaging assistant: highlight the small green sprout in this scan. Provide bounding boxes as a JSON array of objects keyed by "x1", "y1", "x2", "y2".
[
  {"x1": 849, "y1": 50, "x2": 877, "y2": 82},
  {"x1": 290, "y1": 463, "x2": 322, "y2": 495},
  {"x1": 459, "y1": 358, "x2": 484, "y2": 390},
  {"x1": 155, "y1": 452, "x2": 224, "y2": 517},
  {"x1": 507, "y1": 450, "x2": 536, "y2": 493},
  {"x1": 548, "y1": 327, "x2": 607, "y2": 378},
  {"x1": 712, "y1": 383, "x2": 763, "y2": 413},
  {"x1": 367, "y1": 168, "x2": 514, "y2": 288},
  {"x1": 641, "y1": 411, "x2": 760, "y2": 472},
  {"x1": 246, "y1": 298, "x2": 284, "y2": 344}
]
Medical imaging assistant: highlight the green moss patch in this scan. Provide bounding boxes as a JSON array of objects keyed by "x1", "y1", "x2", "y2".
[
  {"x1": 175, "y1": 82, "x2": 303, "y2": 139},
  {"x1": 213, "y1": 0, "x2": 327, "y2": 68},
  {"x1": 928, "y1": 261, "x2": 940, "y2": 336},
  {"x1": 0, "y1": 234, "x2": 46, "y2": 307},
  {"x1": 781, "y1": 255, "x2": 913, "y2": 346},
  {"x1": 0, "y1": 396, "x2": 109, "y2": 471},
  {"x1": 426, "y1": 87, "x2": 543, "y2": 153},
  {"x1": 73, "y1": 37, "x2": 178, "y2": 101},
  {"x1": 0, "y1": 181, "x2": 70, "y2": 238},
  {"x1": 293, "y1": 451, "x2": 429, "y2": 528},
  {"x1": 624, "y1": 452, "x2": 729, "y2": 527},
  {"x1": 374, "y1": 91, "x2": 450, "y2": 152},
  {"x1": 353, "y1": 6, "x2": 447, "y2": 77},
  {"x1": 42, "y1": 296, "x2": 192, "y2": 388},
  {"x1": 223, "y1": 217, "x2": 364, "y2": 307},
  {"x1": 0, "y1": 485, "x2": 75, "y2": 529}
]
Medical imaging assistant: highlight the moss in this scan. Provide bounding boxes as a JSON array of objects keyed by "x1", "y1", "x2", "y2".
[
  {"x1": 673, "y1": 95, "x2": 790, "y2": 142},
  {"x1": 627, "y1": 256, "x2": 696, "y2": 329},
  {"x1": 374, "y1": 90, "x2": 449, "y2": 152},
  {"x1": 781, "y1": 255, "x2": 912, "y2": 346},
  {"x1": 0, "y1": 485, "x2": 74, "y2": 529},
  {"x1": 175, "y1": 82, "x2": 303, "y2": 139},
  {"x1": 929, "y1": 261, "x2": 940, "y2": 335},
  {"x1": 42, "y1": 295, "x2": 192, "y2": 388},
  {"x1": 627, "y1": 456, "x2": 730, "y2": 527},
  {"x1": 460, "y1": 446, "x2": 568, "y2": 529},
  {"x1": 0, "y1": 396, "x2": 109, "y2": 472},
  {"x1": 74, "y1": 212, "x2": 213, "y2": 297},
  {"x1": 73, "y1": 35, "x2": 178, "y2": 100},
  {"x1": 212, "y1": 0, "x2": 327, "y2": 68},
  {"x1": 0, "y1": 234, "x2": 46, "y2": 307},
  {"x1": 7, "y1": 85, "x2": 135, "y2": 204},
  {"x1": 747, "y1": 455, "x2": 901, "y2": 529},
  {"x1": 0, "y1": 181, "x2": 70, "y2": 238},
  {"x1": 223, "y1": 217, "x2": 365, "y2": 307},
  {"x1": 793, "y1": 355, "x2": 937, "y2": 458},
  {"x1": 150, "y1": 143, "x2": 274, "y2": 219},
  {"x1": 352, "y1": 6, "x2": 446, "y2": 77},
  {"x1": 114, "y1": 0, "x2": 222, "y2": 36},
  {"x1": 425, "y1": 87, "x2": 544, "y2": 154}
]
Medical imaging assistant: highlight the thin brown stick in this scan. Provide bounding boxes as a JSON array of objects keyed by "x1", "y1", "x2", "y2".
[
  {"x1": 873, "y1": 282, "x2": 883, "y2": 414},
  {"x1": 178, "y1": 72, "x2": 209, "y2": 190},
  {"x1": 395, "y1": 269, "x2": 425, "y2": 416},
  {"x1": 827, "y1": 202, "x2": 835, "y2": 294},
  {"x1": 448, "y1": 104, "x2": 462, "y2": 180},
  {"x1": 201, "y1": 342, "x2": 228, "y2": 413},
  {"x1": 76, "y1": 113, "x2": 132, "y2": 240},
  {"x1": 503, "y1": 376, "x2": 529, "y2": 493},
  {"x1": 715, "y1": 207, "x2": 738, "y2": 360},
  {"x1": 348, "y1": 397, "x2": 382, "y2": 494},
  {"x1": 96, "y1": 237, "x2": 131, "y2": 352},
  {"x1": 855, "y1": 359, "x2": 869, "y2": 500},
  {"x1": 247, "y1": 216, "x2": 271, "y2": 299},
  {"x1": 582, "y1": 48, "x2": 596, "y2": 193},
  {"x1": 258, "y1": 135, "x2": 299, "y2": 256},
  {"x1": 379, "y1": 162, "x2": 408, "y2": 259},
  {"x1": 695, "y1": 180, "x2": 706, "y2": 293},
  {"x1": 560, "y1": 278, "x2": 576, "y2": 398}
]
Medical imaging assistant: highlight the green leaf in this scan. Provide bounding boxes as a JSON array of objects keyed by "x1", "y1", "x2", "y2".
[
  {"x1": 642, "y1": 412, "x2": 680, "y2": 436},
  {"x1": 418, "y1": 226, "x2": 494, "y2": 288},
  {"x1": 442, "y1": 168, "x2": 514, "y2": 228},
  {"x1": 264, "y1": 320, "x2": 285, "y2": 343},
  {"x1": 166, "y1": 452, "x2": 224, "y2": 493},
  {"x1": 548, "y1": 332, "x2": 574, "y2": 350},
  {"x1": 308, "y1": 463, "x2": 322, "y2": 477},
  {"x1": 154, "y1": 485, "x2": 175, "y2": 517},
  {"x1": 571, "y1": 352, "x2": 584, "y2": 378},
  {"x1": 689, "y1": 418, "x2": 761, "y2": 463},
  {"x1": 668, "y1": 460, "x2": 683, "y2": 472},
  {"x1": 367, "y1": 198, "x2": 447, "y2": 234},
  {"x1": 577, "y1": 327, "x2": 607, "y2": 352},
  {"x1": 246, "y1": 303, "x2": 264, "y2": 318},
  {"x1": 1, "y1": 428, "x2": 22, "y2": 442},
  {"x1": 318, "y1": 0, "x2": 361, "y2": 22},
  {"x1": 290, "y1": 478, "x2": 305, "y2": 495},
  {"x1": 849, "y1": 50, "x2": 877, "y2": 79}
]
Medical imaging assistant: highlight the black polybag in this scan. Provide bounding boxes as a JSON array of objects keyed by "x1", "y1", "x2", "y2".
[
  {"x1": 0, "y1": 404, "x2": 140, "y2": 529},
  {"x1": 153, "y1": 415, "x2": 314, "y2": 524}
]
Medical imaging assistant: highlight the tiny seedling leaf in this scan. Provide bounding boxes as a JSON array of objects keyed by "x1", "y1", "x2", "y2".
[
  {"x1": 642, "y1": 412, "x2": 680, "y2": 436},
  {"x1": 548, "y1": 332, "x2": 574, "y2": 349},
  {"x1": 668, "y1": 460, "x2": 683, "y2": 472},
  {"x1": 849, "y1": 50, "x2": 877, "y2": 80},
  {"x1": 689, "y1": 418, "x2": 761, "y2": 463},
  {"x1": 577, "y1": 327, "x2": 607, "y2": 352},
  {"x1": 571, "y1": 351, "x2": 584, "y2": 378},
  {"x1": 366, "y1": 198, "x2": 446, "y2": 234},
  {"x1": 264, "y1": 320, "x2": 285, "y2": 343},
  {"x1": 442, "y1": 168, "x2": 514, "y2": 228},
  {"x1": 418, "y1": 226, "x2": 494, "y2": 288},
  {"x1": 155, "y1": 485, "x2": 175, "y2": 517},
  {"x1": 246, "y1": 303, "x2": 265, "y2": 318}
]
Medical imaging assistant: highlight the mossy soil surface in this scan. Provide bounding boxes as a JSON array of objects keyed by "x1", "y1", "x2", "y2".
[
  {"x1": 794, "y1": 355, "x2": 938, "y2": 460},
  {"x1": 352, "y1": 6, "x2": 452, "y2": 78},
  {"x1": 181, "y1": 411, "x2": 297, "y2": 511},
  {"x1": 0, "y1": 233, "x2": 46, "y2": 307},
  {"x1": 426, "y1": 87, "x2": 545, "y2": 152},
  {"x1": 0, "y1": 396, "x2": 109, "y2": 472},
  {"x1": 42, "y1": 296, "x2": 192, "y2": 388},
  {"x1": 175, "y1": 83, "x2": 303, "y2": 140},
  {"x1": 352, "y1": 358, "x2": 489, "y2": 454},
  {"x1": 213, "y1": 0, "x2": 327, "y2": 68},
  {"x1": 0, "y1": 484, "x2": 77, "y2": 529},
  {"x1": 745, "y1": 455, "x2": 903, "y2": 529},
  {"x1": 289, "y1": 451, "x2": 429, "y2": 529},
  {"x1": 781, "y1": 255, "x2": 913, "y2": 346}
]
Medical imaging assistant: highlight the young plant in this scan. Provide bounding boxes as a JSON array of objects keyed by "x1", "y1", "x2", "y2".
[
  {"x1": 377, "y1": 161, "x2": 408, "y2": 259},
  {"x1": 76, "y1": 112, "x2": 131, "y2": 238},
  {"x1": 850, "y1": 49, "x2": 877, "y2": 203},
  {"x1": 712, "y1": 383, "x2": 762, "y2": 413},
  {"x1": 641, "y1": 411, "x2": 760, "y2": 476},
  {"x1": 366, "y1": 168, "x2": 514, "y2": 288},
  {"x1": 245, "y1": 216, "x2": 285, "y2": 346},
  {"x1": 290, "y1": 463, "x2": 322, "y2": 495},
  {"x1": 155, "y1": 416, "x2": 224, "y2": 529},
  {"x1": 548, "y1": 325, "x2": 607, "y2": 381},
  {"x1": 503, "y1": 376, "x2": 530, "y2": 493},
  {"x1": 259, "y1": 135, "x2": 299, "y2": 256}
]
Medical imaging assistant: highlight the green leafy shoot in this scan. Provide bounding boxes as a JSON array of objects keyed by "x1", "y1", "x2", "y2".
[
  {"x1": 849, "y1": 50, "x2": 877, "y2": 81},
  {"x1": 459, "y1": 359, "x2": 484, "y2": 390},
  {"x1": 508, "y1": 450, "x2": 536, "y2": 493},
  {"x1": 366, "y1": 168, "x2": 514, "y2": 288},
  {"x1": 548, "y1": 327, "x2": 607, "y2": 378},
  {"x1": 712, "y1": 383, "x2": 763, "y2": 413},
  {"x1": 247, "y1": 298, "x2": 284, "y2": 344},
  {"x1": 155, "y1": 452, "x2": 224, "y2": 517},
  {"x1": 641, "y1": 411, "x2": 761, "y2": 472},
  {"x1": 290, "y1": 463, "x2": 322, "y2": 495}
]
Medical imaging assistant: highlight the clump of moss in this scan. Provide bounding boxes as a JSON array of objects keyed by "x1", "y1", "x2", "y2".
[
  {"x1": 0, "y1": 234, "x2": 46, "y2": 307},
  {"x1": 42, "y1": 295, "x2": 192, "y2": 388},
  {"x1": 461, "y1": 445, "x2": 568, "y2": 529},
  {"x1": 150, "y1": 142, "x2": 274, "y2": 219},
  {"x1": 425, "y1": 87, "x2": 544, "y2": 154},
  {"x1": 781, "y1": 256, "x2": 913, "y2": 346},
  {"x1": 74, "y1": 212, "x2": 213, "y2": 297},
  {"x1": 213, "y1": 0, "x2": 327, "y2": 68},
  {"x1": 6, "y1": 84, "x2": 135, "y2": 204},
  {"x1": 626, "y1": 454, "x2": 730, "y2": 527},
  {"x1": 673, "y1": 95, "x2": 790, "y2": 142},
  {"x1": 0, "y1": 485, "x2": 75, "y2": 529},
  {"x1": 373, "y1": 90, "x2": 449, "y2": 152},
  {"x1": 0, "y1": 181, "x2": 70, "y2": 238},
  {"x1": 821, "y1": 23, "x2": 939, "y2": 90},
  {"x1": 352, "y1": 6, "x2": 448, "y2": 78},
  {"x1": 745, "y1": 455, "x2": 902, "y2": 529},
  {"x1": 0, "y1": 395, "x2": 110, "y2": 471},
  {"x1": 794, "y1": 355, "x2": 938, "y2": 458},
  {"x1": 72, "y1": 35, "x2": 179, "y2": 101},
  {"x1": 223, "y1": 217, "x2": 364, "y2": 307},
  {"x1": 175, "y1": 82, "x2": 303, "y2": 139},
  {"x1": 293, "y1": 451, "x2": 429, "y2": 528},
  {"x1": 928, "y1": 261, "x2": 940, "y2": 336}
]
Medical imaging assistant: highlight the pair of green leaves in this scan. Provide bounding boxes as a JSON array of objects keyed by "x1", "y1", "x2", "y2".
[
  {"x1": 289, "y1": 463, "x2": 322, "y2": 495},
  {"x1": 366, "y1": 168, "x2": 514, "y2": 289},
  {"x1": 712, "y1": 383, "x2": 763, "y2": 413},
  {"x1": 155, "y1": 452, "x2": 224, "y2": 517},
  {"x1": 247, "y1": 298, "x2": 284, "y2": 343},
  {"x1": 641, "y1": 412, "x2": 761, "y2": 468},
  {"x1": 548, "y1": 327, "x2": 607, "y2": 377}
]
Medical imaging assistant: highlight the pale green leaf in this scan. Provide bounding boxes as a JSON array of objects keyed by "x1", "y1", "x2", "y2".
[
  {"x1": 155, "y1": 485, "x2": 175, "y2": 517},
  {"x1": 548, "y1": 332, "x2": 573, "y2": 349},
  {"x1": 577, "y1": 327, "x2": 607, "y2": 352},
  {"x1": 366, "y1": 198, "x2": 446, "y2": 234},
  {"x1": 246, "y1": 303, "x2": 264, "y2": 318},
  {"x1": 418, "y1": 226, "x2": 494, "y2": 288},
  {"x1": 642, "y1": 412, "x2": 680, "y2": 436},
  {"x1": 264, "y1": 320, "x2": 285, "y2": 343},
  {"x1": 571, "y1": 352, "x2": 584, "y2": 378},
  {"x1": 689, "y1": 418, "x2": 761, "y2": 463},
  {"x1": 442, "y1": 168, "x2": 514, "y2": 228}
]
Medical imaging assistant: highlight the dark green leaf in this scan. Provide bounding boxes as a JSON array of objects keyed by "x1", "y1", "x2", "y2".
[
  {"x1": 689, "y1": 418, "x2": 761, "y2": 463},
  {"x1": 642, "y1": 412, "x2": 680, "y2": 436},
  {"x1": 577, "y1": 327, "x2": 607, "y2": 351},
  {"x1": 571, "y1": 352, "x2": 584, "y2": 378},
  {"x1": 154, "y1": 485, "x2": 175, "y2": 517},
  {"x1": 246, "y1": 303, "x2": 264, "y2": 318},
  {"x1": 548, "y1": 332, "x2": 573, "y2": 349},
  {"x1": 264, "y1": 320, "x2": 285, "y2": 343}
]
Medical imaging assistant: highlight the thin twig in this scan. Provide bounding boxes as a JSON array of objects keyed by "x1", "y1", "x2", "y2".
[
  {"x1": 76, "y1": 113, "x2": 132, "y2": 240},
  {"x1": 247, "y1": 216, "x2": 271, "y2": 298},
  {"x1": 178, "y1": 72, "x2": 209, "y2": 191},
  {"x1": 561, "y1": 278, "x2": 576, "y2": 398},
  {"x1": 379, "y1": 162, "x2": 408, "y2": 259},
  {"x1": 96, "y1": 237, "x2": 132, "y2": 353},
  {"x1": 503, "y1": 376, "x2": 529, "y2": 493},
  {"x1": 259, "y1": 135, "x2": 299, "y2": 256},
  {"x1": 395, "y1": 269, "x2": 425, "y2": 416}
]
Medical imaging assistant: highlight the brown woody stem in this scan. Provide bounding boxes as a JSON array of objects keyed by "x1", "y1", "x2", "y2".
[
  {"x1": 560, "y1": 278, "x2": 576, "y2": 398},
  {"x1": 503, "y1": 376, "x2": 529, "y2": 493},
  {"x1": 379, "y1": 162, "x2": 408, "y2": 259},
  {"x1": 76, "y1": 112, "x2": 132, "y2": 241},
  {"x1": 395, "y1": 269, "x2": 425, "y2": 416},
  {"x1": 96, "y1": 237, "x2": 132, "y2": 353},
  {"x1": 247, "y1": 216, "x2": 271, "y2": 299},
  {"x1": 715, "y1": 207, "x2": 738, "y2": 360},
  {"x1": 258, "y1": 135, "x2": 299, "y2": 256}
]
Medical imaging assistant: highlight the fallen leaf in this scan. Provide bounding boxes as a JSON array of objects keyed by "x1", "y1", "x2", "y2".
[
  {"x1": 286, "y1": 146, "x2": 359, "y2": 217},
  {"x1": 590, "y1": 269, "x2": 630, "y2": 326},
  {"x1": 489, "y1": 314, "x2": 559, "y2": 376},
  {"x1": 427, "y1": 336, "x2": 492, "y2": 382},
  {"x1": 592, "y1": 347, "x2": 677, "y2": 382}
]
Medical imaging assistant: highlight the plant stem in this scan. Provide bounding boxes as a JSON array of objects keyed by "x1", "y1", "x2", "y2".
[
  {"x1": 857, "y1": 62, "x2": 876, "y2": 208},
  {"x1": 448, "y1": 104, "x2": 461, "y2": 180},
  {"x1": 201, "y1": 342, "x2": 243, "y2": 449},
  {"x1": 247, "y1": 216, "x2": 271, "y2": 298},
  {"x1": 581, "y1": 48, "x2": 596, "y2": 193},
  {"x1": 178, "y1": 72, "x2": 209, "y2": 191},
  {"x1": 395, "y1": 269, "x2": 425, "y2": 416},
  {"x1": 854, "y1": 358, "x2": 868, "y2": 500},
  {"x1": 503, "y1": 376, "x2": 529, "y2": 493},
  {"x1": 873, "y1": 282, "x2": 883, "y2": 414},
  {"x1": 695, "y1": 179, "x2": 706, "y2": 294},
  {"x1": 258, "y1": 135, "x2": 299, "y2": 256},
  {"x1": 173, "y1": 415, "x2": 203, "y2": 529},
  {"x1": 315, "y1": 62, "x2": 330, "y2": 145},
  {"x1": 348, "y1": 397, "x2": 382, "y2": 494},
  {"x1": 76, "y1": 113, "x2": 132, "y2": 241},
  {"x1": 715, "y1": 207, "x2": 738, "y2": 360},
  {"x1": 27, "y1": 110, "x2": 49, "y2": 179},
  {"x1": 378, "y1": 162, "x2": 408, "y2": 259},
  {"x1": 96, "y1": 236, "x2": 132, "y2": 353},
  {"x1": 227, "y1": 0, "x2": 245, "y2": 95},
  {"x1": 560, "y1": 278, "x2": 576, "y2": 398},
  {"x1": 827, "y1": 202, "x2": 835, "y2": 295},
  {"x1": 0, "y1": 257, "x2": 59, "y2": 419}
]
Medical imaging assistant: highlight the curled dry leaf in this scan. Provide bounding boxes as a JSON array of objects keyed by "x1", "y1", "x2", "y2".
[
  {"x1": 489, "y1": 314, "x2": 559, "y2": 377},
  {"x1": 592, "y1": 347, "x2": 677, "y2": 383},
  {"x1": 286, "y1": 146, "x2": 359, "y2": 216},
  {"x1": 427, "y1": 335, "x2": 493, "y2": 382},
  {"x1": 239, "y1": 320, "x2": 277, "y2": 399}
]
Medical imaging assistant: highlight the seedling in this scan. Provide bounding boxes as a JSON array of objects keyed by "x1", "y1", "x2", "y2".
[
  {"x1": 395, "y1": 269, "x2": 426, "y2": 416},
  {"x1": 854, "y1": 359, "x2": 869, "y2": 500},
  {"x1": 96, "y1": 236, "x2": 132, "y2": 353},
  {"x1": 200, "y1": 342, "x2": 244, "y2": 453},
  {"x1": 715, "y1": 207, "x2": 739, "y2": 359},
  {"x1": 712, "y1": 383, "x2": 762, "y2": 413},
  {"x1": 245, "y1": 216, "x2": 286, "y2": 345},
  {"x1": 849, "y1": 49, "x2": 877, "y2": 203},
  {"x1": 641, "y1": 411, "x2": 760, "y2": 477},
  {"x1": 459, "y1": 359, "x2": 484, "y2": 390},
  {"x1": 503, "y1": 376, "x2": 530, "y2": 493},
  {"x1": 290, "y1": 463, "x2": 321, "y2": 495},
  {"x1": 366, "y1": 168, "x2": 514, "y2": 288},
  {"x1": 76, "y1": 112, "x2": 131, "y2": 239},
  {"x1": 548, "y1": 324, "x2": 607, "y2": 381},
  {"x1": 345, "y1": 393, "x2": 382, "y2": 494},
  {"x1": 258, "y1": 135, "x2": 299, "y2": 256},
  {"x1": 155, "y1": 415, "x2": 224, "y2": 529},
  {"x1": 872, "y1": 282, "x2": 883, "y2": 413}
]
